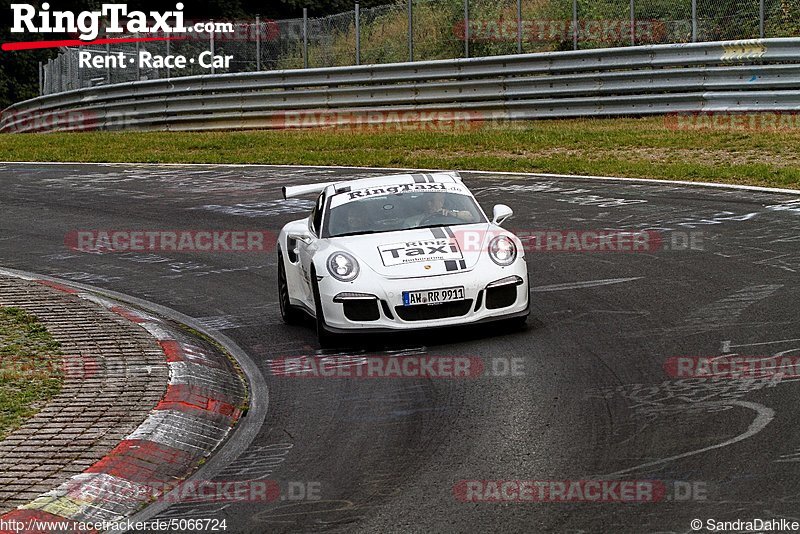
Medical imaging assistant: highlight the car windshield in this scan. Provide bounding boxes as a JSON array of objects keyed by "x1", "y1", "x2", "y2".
[{"x1": 324, "y1": 190, "x2": 486, "y2": 238}]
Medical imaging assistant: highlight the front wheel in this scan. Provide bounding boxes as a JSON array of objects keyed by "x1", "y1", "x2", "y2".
[{"x1": 277, "y1": 249, "x2": 304, "y2": 325}]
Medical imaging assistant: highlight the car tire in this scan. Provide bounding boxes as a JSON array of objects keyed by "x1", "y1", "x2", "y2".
[
  {"x1": 310, "y1": 267, "x2": 337, "y2": 348},
  {"x1": 277, "y1": 249, "x2": 304, "y2": 325}
]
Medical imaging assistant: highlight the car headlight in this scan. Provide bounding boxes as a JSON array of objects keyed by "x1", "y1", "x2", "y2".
[
  {"x1": 488, "y1": 236, "x2": 517, "y2": 266},
  {"x1": 327, "y1": 251, "x2": 360, "y2": 282}
]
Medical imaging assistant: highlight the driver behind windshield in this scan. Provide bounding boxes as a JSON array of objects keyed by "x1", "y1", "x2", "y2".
[
  {"x1": 343, "y1": 205, "x2": 371, "y2": 234},
  {"x1": 326, "y1": 189, "x2": 485, "y2": 238},
  {"x1": 406, "y1": 192, "x2": 475, "y2": 227}
]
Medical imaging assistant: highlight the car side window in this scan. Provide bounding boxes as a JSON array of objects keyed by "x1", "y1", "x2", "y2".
[{"x1": 311, "y1": 193, "x2": 325, "y2": 236}]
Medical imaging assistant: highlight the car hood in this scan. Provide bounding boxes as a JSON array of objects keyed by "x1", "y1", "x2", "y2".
[{"x1": 328, "y1": 224, "x2": 501, "y2": 279}]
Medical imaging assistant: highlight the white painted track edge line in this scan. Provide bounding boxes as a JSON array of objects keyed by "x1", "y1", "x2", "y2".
[{"x1": 0, "y1": 161, "x2": 798, "y2": 195}]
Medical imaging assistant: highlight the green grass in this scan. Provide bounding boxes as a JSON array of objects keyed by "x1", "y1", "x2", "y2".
[
  {"x1": 0, "y1": 307, "x2": 62, "y2": 440},
  {"x1": 1, "y1": 117, "x2": 799, "y2": 189}
]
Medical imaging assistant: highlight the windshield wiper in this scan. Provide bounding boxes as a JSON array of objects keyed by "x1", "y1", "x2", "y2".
[
  {"x1": 331, "y1": 230, "x2": 383, "y2": 238},
  {"x1": 412, "y1": 223, "x2": 474, "y2": 231},
  {"x1": 413, "y1": 224, "x2": 447, "y2": 230}
]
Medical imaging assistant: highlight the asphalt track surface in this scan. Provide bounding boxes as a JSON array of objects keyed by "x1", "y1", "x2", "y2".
[{"x1": 1, "y1": 163, "x2": 799, "y2": 533}]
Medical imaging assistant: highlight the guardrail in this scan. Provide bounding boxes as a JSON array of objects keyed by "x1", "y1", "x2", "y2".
[{"x1": 3, "y1": 38, "x2": 799, "y2": 133}]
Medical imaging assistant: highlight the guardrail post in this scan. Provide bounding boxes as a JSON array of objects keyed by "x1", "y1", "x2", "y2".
[
  {"x1": 355, "y1": 3, "x2": 361, "y2": 66},
  {"x1": 303, "y1": 8, "x2": 309, "y2": 68},
  {"x1": 38, "y1": 61, "x2": 43, "y2": 95},
  {"x1": 256, "y1": 15, "x2": 262, "y2": 71},
  {"x1": 630, "y1": 0, "x2": 635, "y2": 46},
  {"x1": 692, "y1": 0, "x2": 697, "y2": 42},
  {"x1": 464, "y1": 0, "x2": 470, "y2": 58},
  {"x1": 64, "y1": 50, "x2": 69, "y2": 91},
  {"x1": 572, "y1": 0, "x2": 578, "y2": 50},
  {"x1": 135, "y1": 38, "x2": 141, "y2": 81},
  {"x1": 106, "y1": 43, "x2": 111, "y2": 83},
  {"x1": 75, "y1": 49, "x2": 81, "y2": 89},
  {"x1": 66, "y1": 49, "x2": 73, "y2": 91},
  {"x1": 210, "y1": 22, "x2": 216, "y2": 75},
  {"x1": 517, "y1": 0, "x2": 522, "y2": 54},
  {"x1": 760, "y1": 0, "x2": 765, "y2": 38},
  {"x1": 408, "y1": 0, "x2": 414, "y2": 62}
]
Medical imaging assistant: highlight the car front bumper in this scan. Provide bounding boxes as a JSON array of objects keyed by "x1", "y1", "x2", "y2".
[{"x1": 317, "y1": 261, "x2": 530, "y2": 333}]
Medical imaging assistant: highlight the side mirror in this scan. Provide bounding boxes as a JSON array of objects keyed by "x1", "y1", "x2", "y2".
[
  {"x1": 288, "y1": 233, "x2": 312, "y2": 246},
  {"x1": 492, "y1": 204, "x2": 514, "y2": 226},
  {"x1": 287, "y1": 232, "x2": 312, "y2": 263}
]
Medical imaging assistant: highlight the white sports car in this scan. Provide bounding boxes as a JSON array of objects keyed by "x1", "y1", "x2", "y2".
[{"x1": 276, "y1": 171, "x2": 529, "y2": 345}]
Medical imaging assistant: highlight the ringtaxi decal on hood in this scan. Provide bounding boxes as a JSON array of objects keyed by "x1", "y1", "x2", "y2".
[{"x1": 378, "y1": 238, "x2": 463, "y2": 267}]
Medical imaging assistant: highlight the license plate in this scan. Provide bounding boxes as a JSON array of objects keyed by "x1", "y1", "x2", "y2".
[{"x1": 403, "y1": 286, "x2": 465, "y2": 306}]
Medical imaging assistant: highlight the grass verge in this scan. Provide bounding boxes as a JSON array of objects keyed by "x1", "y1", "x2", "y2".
[
  {"x1": 1, "y1": 117, "x2": 798, "y2": 189},
  {"x1": 0, "y1": 307, "x2": 62, "y2": 440}
]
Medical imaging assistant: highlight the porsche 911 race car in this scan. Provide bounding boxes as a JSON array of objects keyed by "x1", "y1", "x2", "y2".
[{"x1": 276, "y1": 171, "x2": 529, "y2": 345}]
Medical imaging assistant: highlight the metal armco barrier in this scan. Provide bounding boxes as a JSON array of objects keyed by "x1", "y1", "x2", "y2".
[{"x1": 2, "y1": 39, "x2": 799, "y2": 133}]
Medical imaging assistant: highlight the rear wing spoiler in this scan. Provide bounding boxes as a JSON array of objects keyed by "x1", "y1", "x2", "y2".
[
  {"x1": 281, "y1": 171, "x2": 462, "y2": 200},
  {"x1": 282, "y1": 182, "x2": 334, "y2": 200}
]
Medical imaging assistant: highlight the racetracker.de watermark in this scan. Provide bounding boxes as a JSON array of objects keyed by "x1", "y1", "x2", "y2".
[
  {"x1": 454, "y1": 480, "x2": 708, "y2": 503},
  {"x1": 270, "y1": 110, "x2": 485, "y2": 131},
  {"x1": 136, "y1": 19, "x2": 281, "y2": 41},
  {"x1": 270, "y1": 355, "x2": 525, "y2": 379},
  {"x1": 63, "y1": 478, "x2": 321, "y2": 505},
  {"x1": 665, "y1": 355, "x2": 800, "y2": 379},
  {"x1": 453, "y1": 229, "x2": 704, "y2": 253},
  {"x1": 454, "y1": 19, "x2": 667, "y2": 44},
  {"x1": 665, "y1": 111, "x2": 800, "y2": 131},
  {"x1": 65, "y1": 230, "x2": 276, "y2": 253},
  {"x1": 0, "y1": 110, "x2": 99, "y2": 133},
  {"x1": 1, "y1": 353, "x2": 99, "y2": 380}
]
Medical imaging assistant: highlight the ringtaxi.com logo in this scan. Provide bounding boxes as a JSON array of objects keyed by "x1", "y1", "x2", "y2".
[{"x1": 9, "y1": 3, "x2": 222, "y2": 41}]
